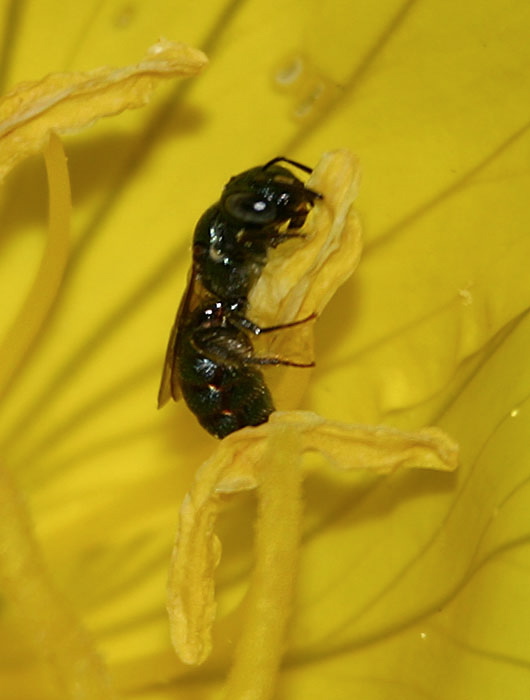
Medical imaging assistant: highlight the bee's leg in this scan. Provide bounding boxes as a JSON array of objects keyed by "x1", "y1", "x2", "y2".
[
  {"x1": 246, "y1": 355, "x2": 315, "y2": 369},
  {"x1": 235, "y1": 311, "x2": 317, "y2": 336},
  {"x1": 191, "y1": 330, "x2": 314, "y2": 369},
  {"x1": 235, "y1": 312, "x2": 317, "y2": 368}
]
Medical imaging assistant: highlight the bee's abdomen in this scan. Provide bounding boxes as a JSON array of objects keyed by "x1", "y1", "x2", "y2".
[{"x1": 179, "y1": 353, "x2": 274, "y2": 439}]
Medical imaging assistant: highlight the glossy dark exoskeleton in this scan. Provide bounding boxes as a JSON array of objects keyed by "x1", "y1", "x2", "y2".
[{"x1": 158, "y1": 158, "x2": 322, "y2": 439}]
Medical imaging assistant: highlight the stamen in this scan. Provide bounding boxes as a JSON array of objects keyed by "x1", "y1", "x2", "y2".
[
  {"x1": 224, "y1": 422, "x2": 303, "y2": 700},
  {"x1": 0, "y1": 131, "x2": 70, "y2": 400}
]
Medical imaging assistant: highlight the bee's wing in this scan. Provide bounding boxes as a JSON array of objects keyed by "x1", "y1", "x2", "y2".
[
  {"x1": 157, "y1": 266, "x2": 200, "y2": 408},
  {"x1": 157, "y1": 313, "x2": 182, "y2": 407}
]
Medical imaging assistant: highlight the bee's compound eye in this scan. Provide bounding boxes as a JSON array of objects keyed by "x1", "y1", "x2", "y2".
[{"x1": 224, "y1": 193, "x2": 278, "y2": 225}]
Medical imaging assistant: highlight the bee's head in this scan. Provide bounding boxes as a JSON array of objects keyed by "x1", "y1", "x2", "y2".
[{"x1": 220, "y1": 159, "x2": 321, "y2": 228}]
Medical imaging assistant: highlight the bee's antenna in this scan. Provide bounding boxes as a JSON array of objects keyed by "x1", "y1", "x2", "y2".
[{"x1": 262, "y1": 157, "x2": 313, "y2": 175}]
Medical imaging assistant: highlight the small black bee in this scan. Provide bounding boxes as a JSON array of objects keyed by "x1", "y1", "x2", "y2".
[{"x1": 158, "y1": 158, "x2": 321, "y2": 439}]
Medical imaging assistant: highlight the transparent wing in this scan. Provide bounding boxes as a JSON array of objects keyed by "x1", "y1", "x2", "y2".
[
  {"x1": 157, "y1": 312, "x2": 182, "y2": 407},
  {"x1": 157, "y1": 265, "x2": 201, "y2": 408}
]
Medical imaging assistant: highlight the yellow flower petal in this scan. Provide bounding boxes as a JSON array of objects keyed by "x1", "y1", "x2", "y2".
[
  {"x1": 281, "y1": 315, "x2": 530, "y2": 700},
  {"x1": 0, "y1": 38, "x2": 206, "y2": 181},
  {"x1": 1, "y1": 2, "x2": 529, "y2": 699},
  {"x1": 0, "y1": 461, "x2": 113, "y2": 699}
]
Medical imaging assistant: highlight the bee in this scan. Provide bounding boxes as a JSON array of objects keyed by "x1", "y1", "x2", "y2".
[{"x1": 158, "y1": 158, "x2": 322, "y2": 439}]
